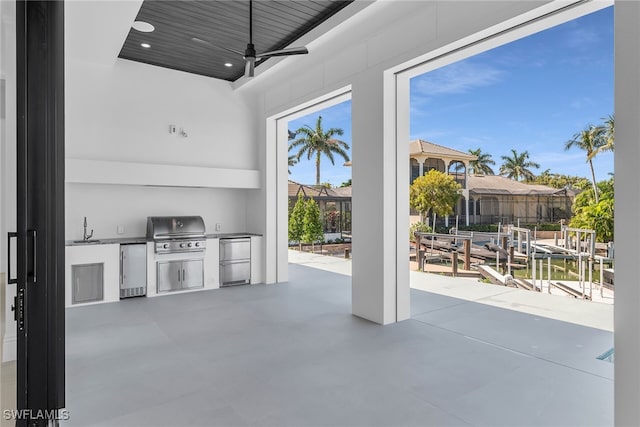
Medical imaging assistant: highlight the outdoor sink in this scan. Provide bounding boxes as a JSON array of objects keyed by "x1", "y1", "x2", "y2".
[{"x1": 72, "y1": 239, "x2": 102, "y2": 244}]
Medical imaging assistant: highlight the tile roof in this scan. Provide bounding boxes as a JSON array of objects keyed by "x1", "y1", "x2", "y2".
[
  {"x1": 409, "y1": 139, "x2": 477, "y2": 161},
  {"x1": 468, "y1": 175, "x2": 566, "y2": 196}
]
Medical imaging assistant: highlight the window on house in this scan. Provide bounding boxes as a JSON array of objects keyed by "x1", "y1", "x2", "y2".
[
  {"x1": 410, "y1": 158, "x2": 420, "y2": 183},
  {"x1": 424, "y1": 158, "x2": 445, "y2": 173}
]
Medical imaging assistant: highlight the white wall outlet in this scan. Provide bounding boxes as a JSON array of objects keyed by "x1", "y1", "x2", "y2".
[
  {"x1": 117, "y1": 225, "x2": 125, "y2": 234},
  {"x1": 215, "y1": 223, "x2": 222, "y2": 232}
]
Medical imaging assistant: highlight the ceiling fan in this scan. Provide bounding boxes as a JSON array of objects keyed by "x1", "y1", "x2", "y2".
[{"x1": 193, "y1": 0, "x2": 309, "y2": 78}]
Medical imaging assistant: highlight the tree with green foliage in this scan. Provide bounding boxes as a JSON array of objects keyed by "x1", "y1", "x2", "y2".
[
  {"x1": 527, "y1": 169, "x2": 591, "y2": 190},
  {"x1": 288, "y1": 193, "x2": 306, "y2": 250},
  {"x1": 288, "y1": 154, "x2": 298, "y2": 174},
  {"x1": 468, "y1": 148, "x2": 496, "y2": 175},
  {"x1": 302, "y1": 198, "x2": 324, "y2": 251},
  {"x1": 565, "y1": 125, "x2": 606, "y2": 204},
  {"x1": 409, "y1": 170, "x2": 462, "y2": 222},
  {"x1": 569, "y1": 177, "x2": 614, "y2": 242},
  {"x1": 592, "y1": 114, "x2": 615, "y2": 159},
  {"x1": 409, "y1": 221, "x2": 432, "y2": 242},
  {"x1": 340, "y1": 178, "x2": 352, "y2": 187},
  {"x1": 499, "y1": 149, "x2": 540, "y2": 181},
  {"x1": 289, "y1": 115, "x2": 350, "y2": 185}
]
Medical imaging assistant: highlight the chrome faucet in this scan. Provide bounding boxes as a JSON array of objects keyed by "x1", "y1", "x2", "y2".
[{"x1": 83, "y1": 217, "x2": 94, "y2": 241}]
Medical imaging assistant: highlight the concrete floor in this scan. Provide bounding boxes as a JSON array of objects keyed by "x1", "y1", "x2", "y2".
[{"x1": 60, "y1": 260, "x2": 613, "y2": 426}]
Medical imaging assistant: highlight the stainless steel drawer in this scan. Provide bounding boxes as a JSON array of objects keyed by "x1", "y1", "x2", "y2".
[
  {"x1": 219, "y1": 260, "x2": 251, "y2": 286},
  {"x1": 219, "y1": 238, "x2": 251, "y2": 262}
]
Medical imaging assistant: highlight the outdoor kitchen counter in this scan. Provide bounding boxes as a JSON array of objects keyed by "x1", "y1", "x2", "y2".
[
  {"x1": 65, "y1": 236, "x2": 147, "y2": 246},
  {"x1": 65, "y1": 233, "x2": 262, "y2": 246},
  {"x1": 206, "y1": 232, "x2": 262, "y2": 239}
]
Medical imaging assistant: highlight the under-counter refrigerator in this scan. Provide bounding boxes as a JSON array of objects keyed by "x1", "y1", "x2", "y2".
[
  {"x1": 219, "y1": 238, "x2": 251, "y2": 286},
  {"x1": 120, "y1": 244, "x2": 147, "y2": 298}
]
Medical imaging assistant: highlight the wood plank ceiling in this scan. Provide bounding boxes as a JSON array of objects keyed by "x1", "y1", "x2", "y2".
[{"x1": 119, "y1": 0, "x2": 353, "y2": 81}]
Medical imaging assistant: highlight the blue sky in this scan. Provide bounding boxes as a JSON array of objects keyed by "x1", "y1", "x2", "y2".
[{"x1": 288, "y1": 6, "x2": 613, "y2": 186}]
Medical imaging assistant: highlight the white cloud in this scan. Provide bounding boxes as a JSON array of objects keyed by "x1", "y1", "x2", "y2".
[{"x1": 412, "y1": 61, "x2": 505, "y2": 98}]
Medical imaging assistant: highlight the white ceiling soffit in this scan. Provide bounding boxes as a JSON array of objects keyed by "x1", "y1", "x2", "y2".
[{"x1": 66, "y1": 0, "x2": 144, "y2": 64}]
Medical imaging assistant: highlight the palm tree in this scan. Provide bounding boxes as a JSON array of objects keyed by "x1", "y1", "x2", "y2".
[
  {"x1": 590, "y1": 114, "x2": 614, "y2": 160},
  {"x1": 468, "y1": 148, "x2": 496, "y2": 175},
  {"x1": 288, "y1": 154, "x2": 297, "y2": 174},
  {"x1": 289, "y1": 116, "x2": 350, "y2": 185},
  {"x1": 565, "y1": 125, "x2": 605, "y2": 203},
  {"x1": 499, "y1": 149, "x2": 540, "y2": 182}
]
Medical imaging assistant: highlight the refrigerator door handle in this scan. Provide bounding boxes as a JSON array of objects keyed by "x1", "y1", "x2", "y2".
[{"x1": 120, "y1": 250, "x2": 124, "y2": 284}]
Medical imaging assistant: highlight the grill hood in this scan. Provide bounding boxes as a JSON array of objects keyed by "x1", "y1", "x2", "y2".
[{"x1": 146, "y1": 216, "x2": 206, "y2": 240}]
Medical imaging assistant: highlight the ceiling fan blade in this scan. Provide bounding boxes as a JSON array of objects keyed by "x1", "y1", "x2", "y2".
[
  {"x1": 245, "y1": 58, "x2": 255, "y2": 77},
  {"x1": 256, "y1": 46, "x2": 308, "y2": 58},
  {"x1": 191, "y1": 37, "x2": 244, "y2": 56}
]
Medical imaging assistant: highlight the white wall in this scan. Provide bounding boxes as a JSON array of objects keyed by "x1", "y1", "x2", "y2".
[
  {"x1": 65, "y1": 184, "x2": 247, "y2": 240},
  {"x1": 66, "y1": 58, "x2": 257, "y2": 170}
]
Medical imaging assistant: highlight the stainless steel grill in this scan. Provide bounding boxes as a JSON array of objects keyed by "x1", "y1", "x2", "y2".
[{"x1": 146, "y1": 216, "x2": 207, "y2": 254}]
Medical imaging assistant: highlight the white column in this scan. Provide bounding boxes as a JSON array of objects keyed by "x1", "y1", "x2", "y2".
[
  {"x1": 464, "y1": 163, "x2": 470, "y2": 226},
  {"x1": 464, "y1": 161, "x2": 469, "y2": 189},
  {"x1": 464, "y1": 190, "x2": 470, "y2": 227},
  {"x1": 351, "y1": 68, "x2": 408, "y2": 324},
  {"x1": 615, "y1": 2, "x2": 640, "y2": 424},
  {"x1": 418, "y1": 158, "x2": 424, "y2": 177}
]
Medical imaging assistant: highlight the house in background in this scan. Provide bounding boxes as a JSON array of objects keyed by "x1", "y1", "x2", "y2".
[
  {"x1": 464, "y1": 174, "x2": 575, "y2": 225},
  {"x1": 409, "y1": 139, "x2": 575, "y2": 226},
  {"x1": 288, "y1": 180, "x2": 352, "y2": 241}
]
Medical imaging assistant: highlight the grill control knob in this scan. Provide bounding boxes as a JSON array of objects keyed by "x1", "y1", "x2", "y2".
[
  {"x1": 195, "y1": 242, "x2": 200, "y2": 247},
  {"x1": 179, "y1": 243, "x2": 185, "y2": 248},
  {"x1": 163, "y1": 243, "x2": 169, "y2": 249},
  {"x1": 188, "y1": 243, "x2": 193, "y2": 248}
]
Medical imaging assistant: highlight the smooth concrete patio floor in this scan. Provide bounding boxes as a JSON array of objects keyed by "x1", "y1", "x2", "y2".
[
  {"x1": 62, "y1": 258, "x2": 613, "y2": 426},
  {"x1": 288, "y1": 250, "x2": 614, "y2": 332}
]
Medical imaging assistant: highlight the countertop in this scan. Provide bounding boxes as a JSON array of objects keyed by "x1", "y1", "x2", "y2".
[
  {"x1": 206, "y1": 233, "x2": 262, "y2": 239},
  {"x1": 66, "y1": 232, "x2": 262, "y2": 246}
]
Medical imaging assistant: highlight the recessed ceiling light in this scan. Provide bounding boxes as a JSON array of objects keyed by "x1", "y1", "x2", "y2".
[
  {"x1": 141, "y1": 43, "x2": 151, "y2": 49},
  {"x1": 132, "y1": 21, "x2": 155, "y2": 32},
  {"x1": 224, "y1": 63, "x2": 233, "y2": 67}
]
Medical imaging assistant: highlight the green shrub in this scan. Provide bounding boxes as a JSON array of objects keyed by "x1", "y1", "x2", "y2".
[{"x1": 410, "y1": 222, "x2": 432, "y2": 242}]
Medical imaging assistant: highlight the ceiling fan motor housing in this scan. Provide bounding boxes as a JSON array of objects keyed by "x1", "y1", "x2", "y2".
[{"x1": 244, "y1": 43, "x2": 256, "y2": 59}]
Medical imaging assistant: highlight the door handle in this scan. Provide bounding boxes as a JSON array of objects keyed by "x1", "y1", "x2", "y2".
[
  {"x1": 7, "y1": 232, "x2": 17, "y2": 284},
  {"x1": 178, "y1": 270, "x2": 181, "y2": 283},
  {"x1": 182, "y1": 269, "x2": 185, "y2": 281}
]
